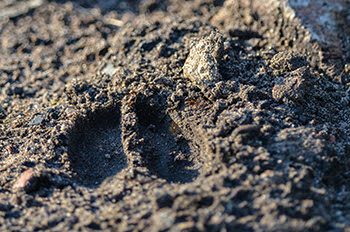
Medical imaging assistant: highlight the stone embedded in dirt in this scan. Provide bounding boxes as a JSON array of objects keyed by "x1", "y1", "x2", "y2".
[
  {"x1": 272, "y1": 66, "x2": 310, "y2": 103},
  {"x1": 12, "y1": 168, "x2": 38, "y2": 193},
  {"x1": 183, "y1": 30, "x2": 225, "y2": 94},
  {"x1": 28, "y1": 116, "x2": 44, "y2": 126},
  {"x1": 269, "y1": 52, "x2": 311, "y2": 103},
  {"x1": 100, "y1": 63, "x2": 117, "y2": 77}
]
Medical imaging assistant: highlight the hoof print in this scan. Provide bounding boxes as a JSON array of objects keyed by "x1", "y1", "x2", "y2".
[
  {"x1": 68, "y1": 108, "x2": 127, "y2": 187},
  {"x1": 135, "y1": 95, "x2": 200, "y2": 183}
]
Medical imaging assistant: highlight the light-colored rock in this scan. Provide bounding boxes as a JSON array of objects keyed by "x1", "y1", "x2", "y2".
[
  {"x1": 12, "y1": 168, "x2": 37, "y2": 192},
  {"x1": 183, "y1": 31, "x2": 225, "y2": 92}
]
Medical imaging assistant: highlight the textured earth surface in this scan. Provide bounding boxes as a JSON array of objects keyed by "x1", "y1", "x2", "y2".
[{"x1": 0, "y1": 0, "x2": 350, "y2": 231}]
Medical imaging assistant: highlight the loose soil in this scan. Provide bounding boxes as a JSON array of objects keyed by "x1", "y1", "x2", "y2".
[{"x1": 0, "y1": 0, "x2": 350, "y2": 231}]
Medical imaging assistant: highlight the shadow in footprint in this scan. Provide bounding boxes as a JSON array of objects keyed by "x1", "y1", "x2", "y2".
[
  {"x1": 68, "y1": 108, "x2": 127, "y2": 187},
  {"x1": 135, "y1": 95, "x2": 200, "y2": 183}
]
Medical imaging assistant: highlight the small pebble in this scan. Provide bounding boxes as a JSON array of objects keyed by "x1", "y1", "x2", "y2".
[
  {"x1": 101, "y1": 63, "x2": 117, "y2": 76},
  {"x1": 12, "y1": 168, "x2": 38, "y2": 193},
  {"x1": 28, "y1": 116, "x2": 44, "y2": 126}
]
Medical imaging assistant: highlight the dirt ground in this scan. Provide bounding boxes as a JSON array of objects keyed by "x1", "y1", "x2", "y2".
[{"x1": 1, "y1": 0, "x2": 350, "y2": 231}]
